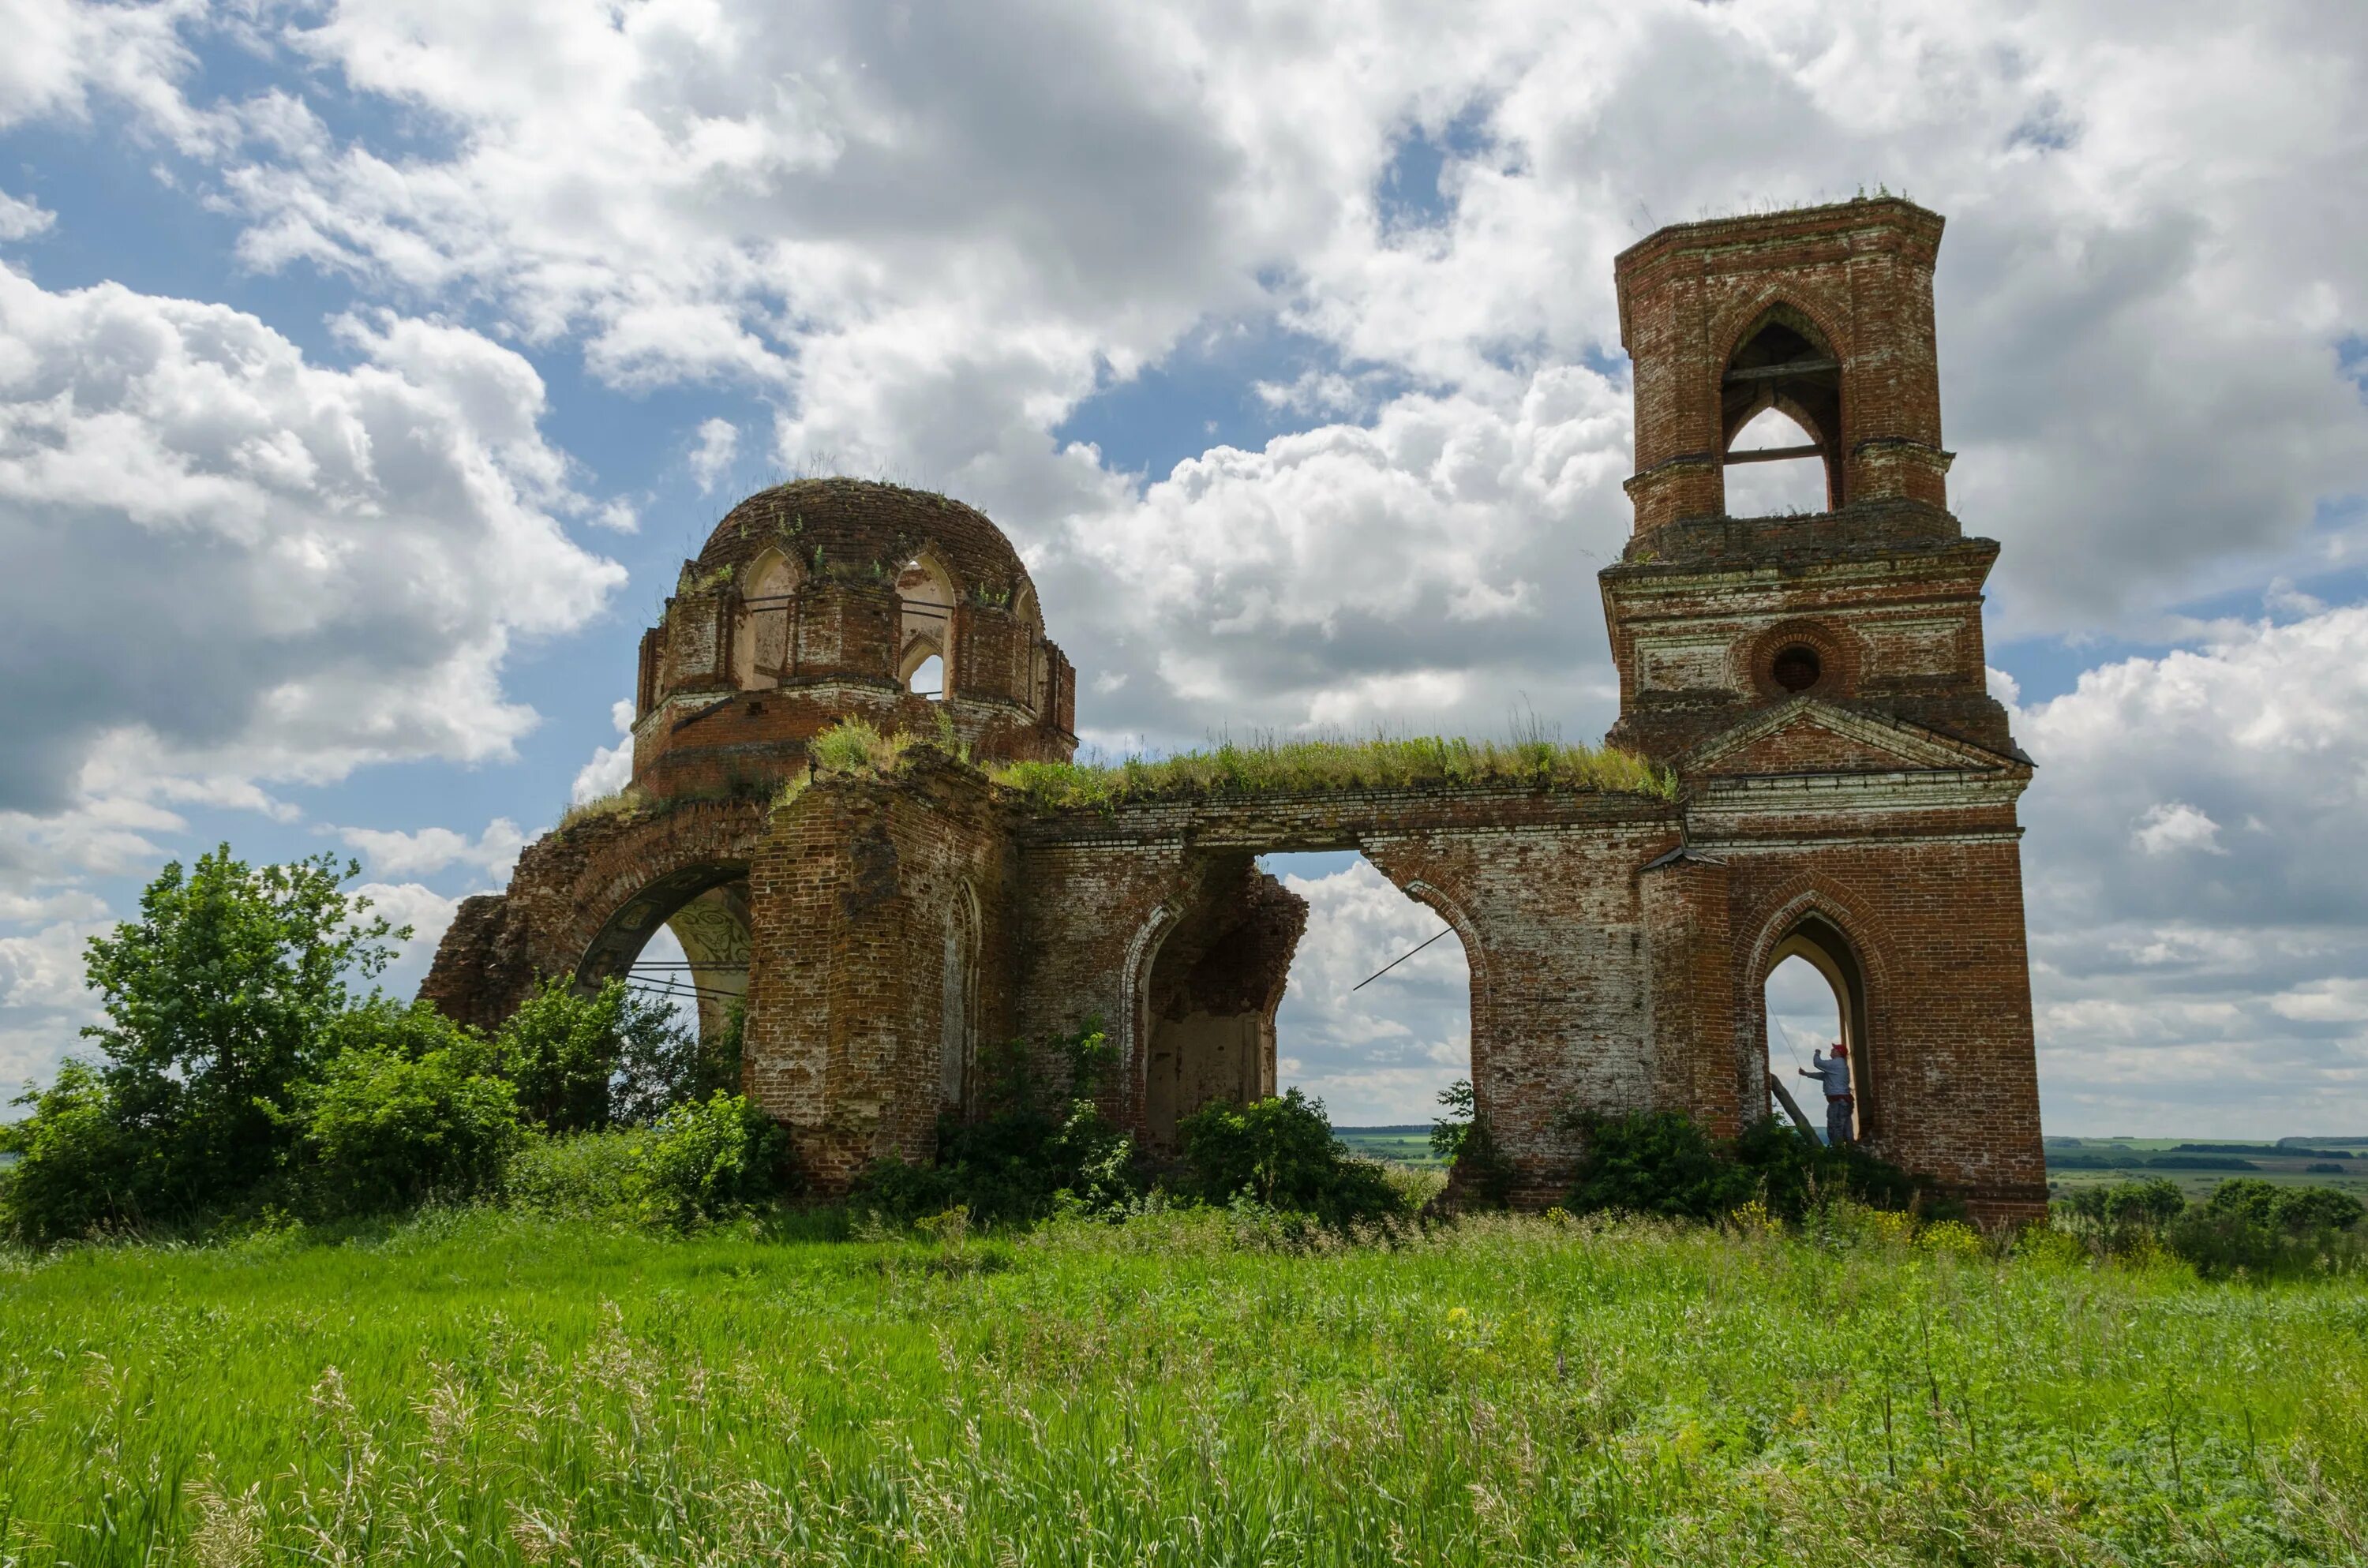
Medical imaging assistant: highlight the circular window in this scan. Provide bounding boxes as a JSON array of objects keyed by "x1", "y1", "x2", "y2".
[{"x1": 1770, "y1": 644, "x2": 1822, "y2": 693}]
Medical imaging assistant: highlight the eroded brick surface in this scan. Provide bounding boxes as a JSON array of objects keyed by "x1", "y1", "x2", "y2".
[{"x1": 423, "y1": 200, "x2": 2048, "y2": 1225}]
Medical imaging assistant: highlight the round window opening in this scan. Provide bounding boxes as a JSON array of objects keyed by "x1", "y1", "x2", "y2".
[{"x1": 1771, "y1": 644, "x2": 1823, "y2": 693}]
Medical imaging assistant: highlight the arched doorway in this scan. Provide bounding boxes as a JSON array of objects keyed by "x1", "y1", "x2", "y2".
[
  {"x1": 1762, "y1": 914, "x2": 1871, "y2": 1143},
  {"x1": 1264, "y1": 851, "x2": 1471, "y2": 1159},
  {"x1": 575, "y1": 863, "x2": 753, "y2": 1046}
]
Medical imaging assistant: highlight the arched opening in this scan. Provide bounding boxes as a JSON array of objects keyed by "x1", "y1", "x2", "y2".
[
  {"x1": 732, "y1": 548, "x2": 800, "y2": 690},
  {"x1": 1014, "y1": 582, "x2": 1050, "y2": 714},
  {"x1": 577, "y1": 864, "x2": 753, "y2": 1048},
  {"x1": 1129, "y1": 851, "x2": 1477, "y2": 1181},
  {"x1": 1137, "y1": 855, "x2": 1299, "y2": 1148},
  {"x1": 904, "y1": 649, "x2": 946, "y2": 699},
  {"x1": 1725, "y1": 407, "x2": 1830, "y2": 518},
  {"x1": 896, "y1": 552, "x2": 956, "y2": 695},
  {"x1": 1722, "y1": 307, "x2": 1842, "y2": 515},
  {"x1": 1762, "y1": 915, "x2": 1870, "y2": 1143}
]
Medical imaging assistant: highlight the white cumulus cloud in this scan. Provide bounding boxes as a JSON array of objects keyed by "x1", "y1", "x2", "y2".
[{"x1": 0, "y1": 268, "x2": 626, "y2": 814}]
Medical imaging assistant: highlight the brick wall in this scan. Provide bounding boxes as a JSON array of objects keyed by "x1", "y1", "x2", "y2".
[{"x1": 743, "y1": 751, "x2": 1017, "y2": 1187}]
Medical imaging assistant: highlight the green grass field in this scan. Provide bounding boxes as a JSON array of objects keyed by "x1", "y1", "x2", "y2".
[
  {"x1": 1332, "y1": 1125, "x2": 1444, "y2": 1168},
  {"x1": 2045, "y1": 1137, "x2": 2368, "y2": 1200},
  {"x1": 2, "y1": 1210, "x2": 2362, "y2": 1566}
]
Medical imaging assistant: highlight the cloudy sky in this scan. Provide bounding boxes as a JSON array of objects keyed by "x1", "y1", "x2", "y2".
[{"x1": 2, "y1": 0, "x2": 2363, "y2": 1135}]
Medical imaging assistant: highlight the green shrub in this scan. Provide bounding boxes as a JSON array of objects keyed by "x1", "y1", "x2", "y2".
[
  {"x1": 294, "y1": 1004, "x2": 523, "y2": 1215},
  {"x1": 633, "y1": 1094, "x2": 792, "y2": 1229},
  {"x1": 1175, "y1": 1089, "x2": 1405, "y2": 1228},
  {"x1": 0, "y1": 1061, "x2": 159, "y2": 1245},
  {"x1": 1567, "y1": 1110, "x2": 1755, "y2": 1220},
  {"x1": 852, "y1": 1025, "x2": 1140, "y2": 1228},
  {"x1": 1429, "y1": 1079, "x2": 1515, "y2": 1207},
  {"x1": 504, "y1": 1128, "x2": 648, "y2": 1221},
  {"x1": 1566, "y1": 1113, "x2": 1952, "y2": 1224},
  {"x1": 2053, "y1": 1177, "x2": 2365, "y2": 1278},
  {"x1": 2202, "y1": 1177, "x2": 2364, "y2": 1233},
  {"x1": 2162, "y1": 1179, "x2": 2366, "y2": 1278},
  {"x1": 2055, "y1": 1177, "x2": 2188, "y2": 1249},
  {"x1": 1728, "y1": 1116, "x2": 1955, "y2": 1221}
]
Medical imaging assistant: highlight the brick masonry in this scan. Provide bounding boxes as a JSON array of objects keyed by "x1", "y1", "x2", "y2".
[{"x1": 422, "y1": 196, "x2": 2048, "y2": 1224}]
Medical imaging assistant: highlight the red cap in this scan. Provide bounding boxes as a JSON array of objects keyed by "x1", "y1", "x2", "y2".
[{"x1": 1830, "y1": 1040, "x2": 1848, "y2": 1057}]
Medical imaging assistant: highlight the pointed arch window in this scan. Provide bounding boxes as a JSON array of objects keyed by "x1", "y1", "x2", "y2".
[
  {"x1": 896, "y1": 552, "x2": 956, "y2": 696},
  {"x1": 732, "y1": 548, "x2": 800, "y2": 690},
  {"x1": 1722, "y1": 307, "x2": 1842, "y2": 515},
  {"x1": 1014, "y1": 581, "x2": 1049, "y2": 714}
]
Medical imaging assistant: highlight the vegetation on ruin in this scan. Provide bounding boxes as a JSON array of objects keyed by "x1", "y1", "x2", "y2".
[
  {"x1": 0, "y1": 850, "x2": 774, "y2": 1246},
  {"x1": 850, "y1": 1025, "x2": 1424, "y2": 1233},
  {"x1": 4, "y1": 1204, "x2": 2367, "y2": 1565},
  {"x1": 554, "y1": 784, "x2": 646, "y2": 830},
  {"x1": 990, "y1": 730, "x2": 1680, "y2": 808}
]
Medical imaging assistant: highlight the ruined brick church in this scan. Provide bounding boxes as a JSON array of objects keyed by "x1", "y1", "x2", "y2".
[{"x1": 424, "y1": 198, "x2": 2048, "y2": 1222}]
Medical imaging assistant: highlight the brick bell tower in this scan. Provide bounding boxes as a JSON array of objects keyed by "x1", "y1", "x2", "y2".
[{"x1": 1603, "y1": 197, "x2": 2048, "y2": 1222}]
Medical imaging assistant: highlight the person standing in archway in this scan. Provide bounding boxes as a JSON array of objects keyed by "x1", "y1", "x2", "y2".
[{"x1": 1798, "y1": 1041, "x2": 1853, "y2": 1146}]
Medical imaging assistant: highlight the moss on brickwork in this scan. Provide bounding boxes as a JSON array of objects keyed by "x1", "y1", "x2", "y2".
[{"x1": 987, "y1": 733, "x2": 1677, "y2": 808}]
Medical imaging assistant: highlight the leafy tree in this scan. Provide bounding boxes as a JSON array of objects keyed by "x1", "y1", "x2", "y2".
[
  {"x1": 613, "y1": 996, "x2": 740, "y2": 1126},
  {"x1": 496, "y1": 977, "x2": 711, "y2": 1132},
  {"x1": 77, "y1": 847, "x2": 401, "y2": 1214},
  {"x1": 495, "y1": 979, "x2": 627, "y2": 1132},
  {"x1": 1177, "y1": 1088, "x2": 1404, "y2": 1226},
  {"x1": 1, "y1": 1062, "x2": 155, "y2": 1244}
]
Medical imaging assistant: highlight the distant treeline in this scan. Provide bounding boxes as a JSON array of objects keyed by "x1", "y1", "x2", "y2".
[
  {"x1": 2050, "y1": 1153, "x2": 2260, "y2": 1172},
  {"x1": 2047, "y1": 1138, "x2": 2356, "y2": 1162}
]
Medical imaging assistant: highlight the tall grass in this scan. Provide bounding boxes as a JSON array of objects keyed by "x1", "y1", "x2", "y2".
[
  {"x1": 990, "y1": 732, "x2": 1677, "y2": 810},
  {"x1": 0, "y1": 1210, "x2": 2360, "y2": 1564},
  {"x1": 790, "y1": 719, "x2": 1679, "y2": 810}
]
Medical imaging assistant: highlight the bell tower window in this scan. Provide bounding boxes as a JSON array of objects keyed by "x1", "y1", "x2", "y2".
[{"x1": 1722, "y1": 308, "x2": 1842, "y2": 515}]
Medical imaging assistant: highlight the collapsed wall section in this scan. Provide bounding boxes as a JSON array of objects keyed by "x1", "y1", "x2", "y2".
[{"x1": 1139, "y1": 857, "x2": 1307, "y2": 1147}]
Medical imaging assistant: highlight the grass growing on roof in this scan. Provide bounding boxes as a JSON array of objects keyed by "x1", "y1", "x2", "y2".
[{"x1": 989, "y1": 731, "x2": 1678, "y2": 807}]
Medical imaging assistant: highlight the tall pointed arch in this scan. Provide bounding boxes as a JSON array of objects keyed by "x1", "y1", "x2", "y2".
[
  {"x1": 732, "y1": 546, "x2": 802, "y2": 690},
  {"x1": 1719, "y1": 301, "x2": 1844, "y2": 512},
  {"x1": 895, "y1": 548, "x2": 957, "y2": 695}
]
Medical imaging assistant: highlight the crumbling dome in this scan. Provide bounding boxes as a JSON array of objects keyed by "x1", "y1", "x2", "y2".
[{"x1": 629, "y1": 478, "x2": 1077, "y2": 801}]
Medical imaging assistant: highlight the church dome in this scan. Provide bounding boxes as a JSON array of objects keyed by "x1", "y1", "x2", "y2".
[{"x1": 695, "y1": 478, "x2": 1035, "y2": 602}]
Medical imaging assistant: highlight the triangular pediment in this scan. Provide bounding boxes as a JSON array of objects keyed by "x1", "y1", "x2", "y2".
[{"x1": 1683, "y1": 698, "x2": 2016, "y2": 777}]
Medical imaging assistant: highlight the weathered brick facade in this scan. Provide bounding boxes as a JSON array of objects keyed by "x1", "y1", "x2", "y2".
[{"x1": 423, "y1": 196, "x2": 2047, "y2": 1223}]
